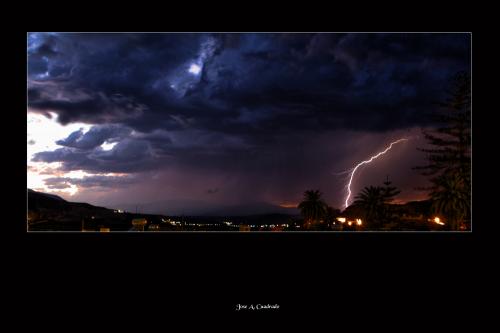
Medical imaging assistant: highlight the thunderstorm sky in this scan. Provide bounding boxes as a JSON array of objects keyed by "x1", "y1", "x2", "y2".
[{"x1": 27, "y1": 33, "x2": 471, "y2": 215}]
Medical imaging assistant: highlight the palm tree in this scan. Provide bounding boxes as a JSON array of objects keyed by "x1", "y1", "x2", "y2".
[
  {"x1": 298, "y1": 190, "x2": 327, "y2": 229},
  {"x1": 354, "y1": 186, "x2": 386, "y2": 228},
  {"x1": 431, "y1": 172, "x2": 470, "y2": 230},
  {"x1": 324, "y1": 206, "x2": 341, "y2": 230}
]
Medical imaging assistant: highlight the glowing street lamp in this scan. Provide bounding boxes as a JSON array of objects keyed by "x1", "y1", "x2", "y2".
[{"x1": 433, "y1": 217, "x2": 445, "y2": 225}]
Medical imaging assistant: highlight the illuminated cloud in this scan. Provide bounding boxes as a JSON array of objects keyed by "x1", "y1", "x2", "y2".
[
  {"x1": 44, "y1": 174, "x2": 137, "y2": 189},
  {"x1": 188, "y1": 63, "x2": 201, "y2": 75}
]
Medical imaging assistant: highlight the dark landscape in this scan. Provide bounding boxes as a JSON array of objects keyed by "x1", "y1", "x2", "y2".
[{"x1": 28, "y1": 188, "x2": 451, "y2": 232}]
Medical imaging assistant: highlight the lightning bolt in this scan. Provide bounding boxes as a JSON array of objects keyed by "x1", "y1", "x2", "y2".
[{"x1": 343, "y1": 138, "x2": 409, "y2": 209}]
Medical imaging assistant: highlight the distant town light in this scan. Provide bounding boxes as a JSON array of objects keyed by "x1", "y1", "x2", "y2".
[
  {"x1": 433, "y1": 217, "x2": 445, "y2": 225},
  {"x1": 356, "y1": 219, "x2": 362, "y2": 226},
  {"x1": 337, "y1": 217, "x2": 346, "y2": 223},
  {"x1": 348, "y1": 221, "x2": 352, "y2": 226}
]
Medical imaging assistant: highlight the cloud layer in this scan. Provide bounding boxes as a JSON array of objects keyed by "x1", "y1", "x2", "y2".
[{"x1": 27, "y1": 33, "x2": 470, "y2": 213}]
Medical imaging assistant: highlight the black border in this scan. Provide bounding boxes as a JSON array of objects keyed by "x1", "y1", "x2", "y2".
[{"x1": 8, "y1": 5, "x2": 488, "y2": 322}]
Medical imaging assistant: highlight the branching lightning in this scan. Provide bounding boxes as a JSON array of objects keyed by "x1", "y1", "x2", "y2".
[{"x1": 343, "y1": 138, "x2": 409, "y2": 209}]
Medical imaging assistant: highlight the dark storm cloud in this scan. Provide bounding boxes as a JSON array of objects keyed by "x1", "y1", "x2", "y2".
[
  {"x1": 32, "y1": 147, "x2": 87, "y2": 164},
  {"x1": 56, "y1": 124, "x2": 131, "y2": 150},
  {"x1": 32, "y1": 138, "x2": 159, "y2": 173},
  {"x1": 28, "y1": 33, "x2": 470, "y2": 211},
  {"x1": 56, "y1": 129, "x2": 84, "y2": 147},
  {"x1": 28, "y1": 33, "x2": 470, "y2": 134},
  {"x1": 28, "y1": 88, "x2": 147, "y2": 125}
]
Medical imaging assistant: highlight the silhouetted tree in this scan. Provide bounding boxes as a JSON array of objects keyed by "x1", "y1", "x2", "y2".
[
  {"x1": 354, "y1": 186, "x2": 386, "y2": 228},
  {"x1": 415, "y1": 71, "x2": 471, "y2": 230},
  {"x1": 382, "y1": 175, "x2": 401, "y2": 201},
  {"x1": 382, "y1": 175, "x2": 401, "y2": 224},
  {"x1": 323, "y1": 206, "x2": 341, "y2": 230},
  {"x1": 431, "y1": 172, "x2": 469, "y2": 230},
  {"x1": 298, "y1": 190, "x2": 327, "y2": 229},
  {"x1": 355, "y1": 177, "x2": 402, "y2": 229}
]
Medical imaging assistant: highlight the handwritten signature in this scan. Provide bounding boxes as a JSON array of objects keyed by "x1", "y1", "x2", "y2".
[{"x1": 235, "y1": 304, "x2": 280, "y2": 311}]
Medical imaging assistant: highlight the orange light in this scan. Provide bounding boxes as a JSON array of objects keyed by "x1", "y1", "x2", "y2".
[
  {"x1": 337, "y1": 217, "x2": 346, "y2": 223},
  {"x1": 348, "y1": 221, "x2": 352, "y2": 226},
  {"x1": 279, "y1": 202, "x2": 298, "y2": 208},
  {"x1": 433, "y1": 217, "x2": 445, "y2": 225},
  {"x1": 356, "y1": 219, "x2": 362, "y2": 226}
]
